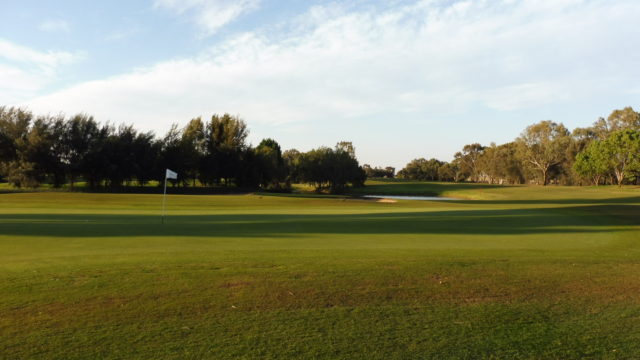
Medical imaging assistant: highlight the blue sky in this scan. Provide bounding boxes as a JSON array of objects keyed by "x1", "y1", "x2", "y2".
[{"x1": 1, "y1": 0, "x2": 639, "y2": 169}]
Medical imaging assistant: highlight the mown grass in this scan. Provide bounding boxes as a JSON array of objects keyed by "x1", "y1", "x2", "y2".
[{"x1": 1, "y1": 182, "x2": 639, "y2": 359}]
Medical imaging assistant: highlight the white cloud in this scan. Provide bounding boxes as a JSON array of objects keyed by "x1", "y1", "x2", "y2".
[
  {"x1": 0, "y1": 64, "x2": 48, "y2": 104},
  {"x1": 0, "y1": 39, "x2": 81, "y2": 69},
  {"x1": 155, "y1": 0, "x2": 260, "y2": 35},
  {"x1": 0, "y1": 38, "x2": 84, "y2": 103},
  {"x1": 105, "y1": 26, "x2": 141, "y2": 41},
  {"x1": 39, "y1": 19, "x2": 71, "y2": 33},
  {"x1": 20, "y1": 0, "x2": 640, "y2": 146},
  {"x1": 481, "y1": 82, "x2": 572, "y2": 112}
]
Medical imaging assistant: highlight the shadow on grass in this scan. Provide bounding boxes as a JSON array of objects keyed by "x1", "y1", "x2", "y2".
[
  {"x1": 262, "y1": 192, "x2": 640, "y2": 206},
  {"x1": 0, "y1": 184, "x2": 258, "y2": 195},
  {"x1": 349, "y1": 181, "x2": 504, "y2": 196},
  {"x1": 0, "y1": 205, "x2": 636, "y2": 238},
  {"x1": 70, "y1": 186, "x2": 257, "y2": 195},
  {"x1": 455, "y1": 196, "x2": 640, "y2": 206},
  {"x1": 0, "y1": 188, "x2": 50, "y2": 195}
]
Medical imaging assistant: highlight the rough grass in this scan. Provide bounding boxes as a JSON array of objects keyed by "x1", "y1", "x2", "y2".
[{"x1": 1, "y1": 182, "x2": 639, "y2": 359}]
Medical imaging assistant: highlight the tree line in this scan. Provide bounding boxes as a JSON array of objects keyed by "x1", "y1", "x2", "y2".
[
  {"x1": 0, "y1": 107, "x2": 364, "y2": 192},
  {"x1": 397, "y1": 107, "x2": 640, "y2": 186}
]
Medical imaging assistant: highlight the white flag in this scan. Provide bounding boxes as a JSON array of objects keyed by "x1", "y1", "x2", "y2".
[{"x1": 165, "y1": 169, "x2": 178, "y2": 180}]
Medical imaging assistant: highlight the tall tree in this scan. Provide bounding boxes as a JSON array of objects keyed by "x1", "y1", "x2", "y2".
[
  {"x1": 255, "y1": 138, "x2": 287, "y2": 189},
  {"x1": 516, "y1": 121, "x2": 570, "y2": 185},
  {"x1": 592, "y1": 107, "x2": 640, "y2": 139},
  {"x1": 132, "y1": 131, "x2": 159, "y2": 186},
  {"x1": 81, "y1": 124, "x2": 113, "y2": 188},
  {"x1": 478, "y1": 143, "x2": 500, "y2": 184},
  {"x1": 204, "y1": 114, "x2": 249, "y2": 185},
  {"x1": 600, "y1": 129, "x2": 640, "y2": 186},
  {"x1": 437, "y1": 162, "x2": 458, "y2": 182},
  {"x1": 24, "y1": 116, "x2": 66, "y2": 187},
  {"x1": 573, "y1": 140, "x2": 609, "y2": 186},
  {"x1": 181, "y1": 118, "x2": 206, "y2": 186},
  {"x1": 283, "y1": 149, "x2": 303, "y2": 185},
  {"x1": 454, "y1": 143, "x2": 485, "y2": 182},
  {"x1": 362, "y1": 165, "x2": 395, "y2": 178},
  {"x1": 157, "y1": 124, "x2": 187, "y2": 186},
  {"x1": 335, "y1": 141, "x2": 356, "y2": 159},
  {"x1": 0, "y1": 107, "x2": 35, "y2": 187},
  {"x1": 398, "y1": 158, "x2": 443, "y2": 180},
  {"x1": 102, "y1": 125, "x2": 140, "y2": 187},
  {"x1": 61, "y1": 114, "x2": 100, "y2": 187},
  {"x1": 563, "y1": 127, "x2": 599, "y2": 185},
  {"x1": 299, "y1": 146, "x2": 365, "y2": 192},
  {"x1": 497, "y1": 142, "x2": 525, "y2": 184}
]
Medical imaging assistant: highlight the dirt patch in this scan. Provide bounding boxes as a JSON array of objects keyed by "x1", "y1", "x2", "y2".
[{"x1": 377, "y1": 199, "x2": 397, "y2": 203}]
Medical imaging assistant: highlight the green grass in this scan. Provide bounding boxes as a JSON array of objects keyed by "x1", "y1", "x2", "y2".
[{"x1": 1, "y1": 182, "x2": 639, "y2": 359}]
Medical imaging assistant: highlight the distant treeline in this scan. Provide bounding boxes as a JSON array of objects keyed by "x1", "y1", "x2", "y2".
[
  {"x1": 397, "y1": 107, "x2": 640, "y2": 186},
  {"x1": 362, "y1": 165, "x2": 395, "y2": 179},
  {"x1": 0, "y1": 107, "x2": 365, "y2": 192}
]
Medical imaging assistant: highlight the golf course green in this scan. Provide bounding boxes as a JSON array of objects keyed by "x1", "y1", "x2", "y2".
[{"x1": 1, "y1": 181, "x2": 639, "y2": 359}]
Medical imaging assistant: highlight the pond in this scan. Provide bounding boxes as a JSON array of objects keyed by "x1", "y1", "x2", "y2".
[{"x1": 363, "y1": 195, "x2": 459, "y2": 201}]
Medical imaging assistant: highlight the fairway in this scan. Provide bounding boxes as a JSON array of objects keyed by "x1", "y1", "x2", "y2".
[{"x1": 1, "y1": 183, "x2": 640, "y2": 359}]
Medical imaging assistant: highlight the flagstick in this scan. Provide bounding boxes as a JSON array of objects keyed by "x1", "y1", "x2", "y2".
[{"x1": 162, "y1": 175, "x2": 168, "y2": 224}]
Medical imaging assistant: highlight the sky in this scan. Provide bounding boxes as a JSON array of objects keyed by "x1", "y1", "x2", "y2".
[{"x1": 1, "y1": 0, "x2": 639, "y2": 169}]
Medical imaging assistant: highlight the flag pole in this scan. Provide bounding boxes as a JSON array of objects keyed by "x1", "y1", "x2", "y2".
[
  {"x1": 162, "y1": 173, "x2": 168, "y2": 224},
  {"x1": 162, "y1": 169, "x2": 178, "y2": 224}
]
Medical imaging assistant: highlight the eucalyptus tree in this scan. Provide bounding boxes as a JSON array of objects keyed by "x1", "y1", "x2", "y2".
[
  {"x1": 299, "y1": 146, "x2": 332, "y2": 190},
  {"x1": 592, "y1": 107, "x2": 640, "y2": 140},
  {"x1": 497, "y1": 142, "x2": 525, "y2": 184},
  {"x1": 454, "y1": 143, "x2": 485, "y2": 182},
  {"x1": 478, "y1": 143, "x2": 500, "y2": 184},
  {"x1": 336, "y1": 141, "x2": 356, "y2": 159},
  {"x1": 283, "y1": 149, "x2": 303, "y2": 184},
  {"x1": 362, "y1": 165, "x2": 395, "y2": 178},
  {"x1": 601, "y1": 129, "x2": 640, "y2": 186},
  {"x1": 516, "y1": 121, "x2": 570, "y2": 185},
  {"x1": 332, "y1": 142, "x2": 366, "y2": 188},
  {"x1": 299, "y1": 145, "x2": 365, "y2": 192},
  {"x1": 573, "y1": 140, "x2": 609, "y2": 186},
  {"x1": 397, "y1": 158, "x2": 443, "y2": 180},
  {"x1": 437, "y1": 162, "x2": 458, "y2": 182}
]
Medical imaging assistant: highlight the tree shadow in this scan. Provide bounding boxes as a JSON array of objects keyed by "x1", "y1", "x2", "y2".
[
  {"x1": 455, "y1": 196, "x2": 640, "y2": 206},
  {"x1": 0, "y1": 205, "x2": 636, "y2": 238},
  {"x1": 349, "y1": 181, "x2": 504, "y2": 196},
  {"x1": 0, "y1": 189, "x2": 44, "y2": 194},
  {"x1": 249, "y1": 191, "x2": 640, "y2": 207}
]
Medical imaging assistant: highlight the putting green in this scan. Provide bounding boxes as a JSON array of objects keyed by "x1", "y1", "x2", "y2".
[{"x1": 1, "y1": 182, "x2": 639, "y2": 359}]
